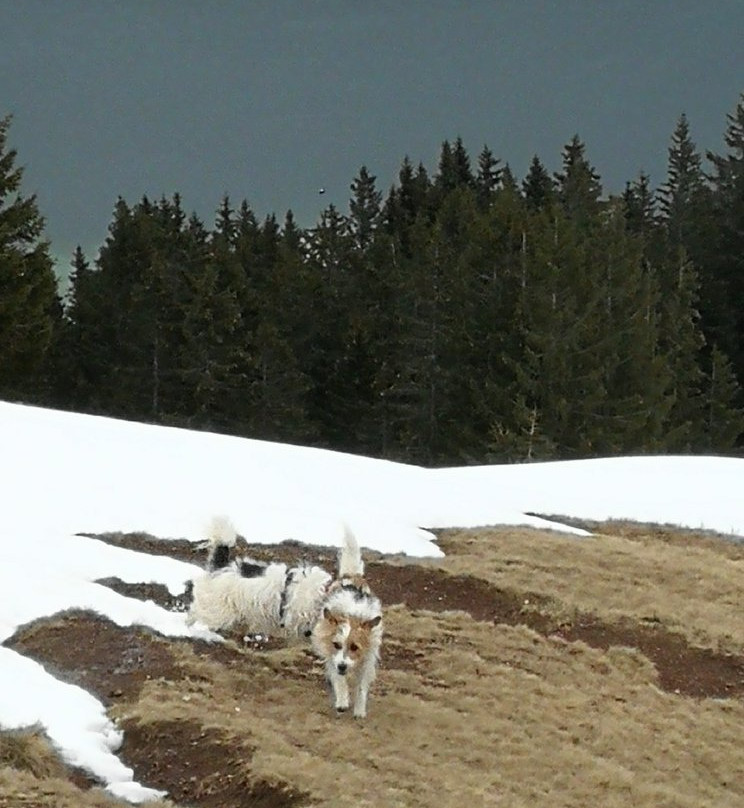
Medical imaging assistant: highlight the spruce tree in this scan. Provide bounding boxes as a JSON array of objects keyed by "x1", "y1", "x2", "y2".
[
  {"x1": 622, "y1": 173, "x2": 659, "y2": 239},
  {"x1": 701, "y1": 345, "x2": 744, "y2": 450},
  {"x1": 474, "y1": 145, "x2": 502, "y2": 209},
  {"x1": 513, "y1": 202, "x2": 606, "y2": 457},
  {"x1": 522, "y1": 155, "x2": 554, "y2": 211},
  {"x1": 457, "y1": 183, "x2": 527, "y2": 460},
  {"x1": 57, "y1": 246, "x2": 106, "y2": 409},
  {"x1": 349, "y1": 166, "x2": 382, "y2": 250},
  {"x1": 0, "y1": 114, "x2": 60, "y2": 400},
  {"x1": 590, "y1": 201, "x2": 672, "y2": 453},
  {"x1": 513, "y1": 192, "x2": 672, "y2": 457},
  {"x1": 622, "y1": 171, "x2": 708, "y2": 449},
  {"x1": 65, "y1": 195, "x2": 243, "y2": 426},
  {"x1": 236, "y1": 211, "x2": 316, "y2": 442},
  {"x1": 659, "y1": 114, "x2": 706, "y2": 246},
  {"x1": 554, "y1": 136, "x2": 603, "y2": 226},
  {"x1": 435, "y1": 137, "x2": 474, "y2": 196},
  {"x1": 499, "y1": 164, "x2": 519, "y2": 195},
  {"x1": 382, "y1": 157, "x2": 432, "y2": 256},
  {"x1": 281, "y1": 209, "x2": 302, "y2": 251},
  {"x1": 379, "y1": 187, "x2": 485, "y2": 463},
  {"x1": 213, "y1": 195, "x2": 237, "y2": 248},
  {"x1": 302, "y1": 204, "x2": 370, "y2": 449},
  {"x1": 705, "y1": 93, "x2": 744, "y2": 393}
]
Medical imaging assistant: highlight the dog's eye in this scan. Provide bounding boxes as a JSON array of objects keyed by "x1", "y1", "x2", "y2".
[
  {"x1": 333, "y1": 641, "x2": 342, "y2": 650},
  {"x1": 304, "y1": 629, "x2": 312, "y2": 637},
  {"x1": 349, "y1": 643, "x2": 358, "y2": 652}
]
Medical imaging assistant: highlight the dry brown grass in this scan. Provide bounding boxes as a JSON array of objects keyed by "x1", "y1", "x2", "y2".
[
  {"x1": 0, "y1": 727, "x2": 65, "y2": 781},
  {"x1": 433, "y1": 525, "x2": 744, "y2": 653}
]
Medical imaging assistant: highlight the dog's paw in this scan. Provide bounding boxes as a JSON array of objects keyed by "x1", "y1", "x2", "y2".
[
  {"x1": 335, "y1": 705, "x2": 349, "y2": 715},
  {"x1": 352, "y1": 709, "x2": 366, "y2": 720}
]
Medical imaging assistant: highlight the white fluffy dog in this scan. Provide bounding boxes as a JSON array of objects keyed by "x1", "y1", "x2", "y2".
[
  {"x1": 186, "y1": 517, "x2": 332, "y2": 643},
  {"x1": 311, "y1": 527, "x2": 383, "y2": 719}
]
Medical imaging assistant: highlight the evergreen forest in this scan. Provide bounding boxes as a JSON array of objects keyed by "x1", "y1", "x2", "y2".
[{"x1": 2, "y1": 96, "x2": 744, "y2": 466}]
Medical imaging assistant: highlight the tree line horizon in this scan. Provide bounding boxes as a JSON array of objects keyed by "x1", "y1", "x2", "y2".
[{"x1": 1, "y1": 93, "x2": 743, "y2": 466}]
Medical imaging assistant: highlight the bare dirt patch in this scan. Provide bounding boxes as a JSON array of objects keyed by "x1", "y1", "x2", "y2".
[
  {"x1": 6, "y1": 612, "x2": 185, "y2": 706},
  {"x1": 118, "y1": 720, "x2": 309, "y2": 808}
]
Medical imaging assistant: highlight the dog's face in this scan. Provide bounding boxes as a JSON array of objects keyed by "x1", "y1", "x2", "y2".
[{"x1": 315, "y1": 608, "x2": 381, "y2": 676}]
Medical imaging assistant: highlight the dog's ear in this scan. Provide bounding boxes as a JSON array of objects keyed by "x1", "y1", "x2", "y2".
[
  {"x1": 323, "y1": 607, "x2": 339, "y2": 625},
  {"x1": 363, "y1": 615, "x2": 382, "y2": 629}
]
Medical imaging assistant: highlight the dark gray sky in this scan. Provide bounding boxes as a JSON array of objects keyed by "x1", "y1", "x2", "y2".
[{"x1": 3, "y1": 1, "x2": 743, "y2": 271}]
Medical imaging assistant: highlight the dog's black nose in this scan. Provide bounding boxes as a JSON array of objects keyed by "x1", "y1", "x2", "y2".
[
  {"x1": 304, "y1": 629, "x2": 312, "y2": 637},
  {"x1": 337, "y1": 662, "x2": 348, "y2": 675}
]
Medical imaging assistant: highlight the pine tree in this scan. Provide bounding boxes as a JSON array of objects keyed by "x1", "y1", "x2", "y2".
[
  {"x1": 246, "y1": 210, "x2": 317, "y2": 443},
  {"x1": 554, "y1": 136, "x2": 603, "y2": 226},
  {"x1": 64, "y1": 195, "x2": 245, "y2": 426},
  {"x1": 499, "y1": 164, "x2": 519, "y2": 195},
  {"x1": 622, "y1": 173, "x2": 659, "y2": 239},
  {"x1": 474, "y1": 145, "x2": 502, "y2": 209},
  {"x1": 349, "y1": 166, "x2": 382, "y2": 250},
  {"x1": 513, "y1": 203, "x2": 606, "y2": 457},
  {"x1": 281, "y1": 209, "x2": 302, "y2": 251},
  {"x1": 66, "y1": 246, "x2": 92, "y2": 312},
  {"x1": 302, "y1": 204, "x2": 370, "y2": 449},
  {"x1": 659, "y1": 114, "x2": 706, "y2": 246},
  {"x1": 591, "y1": 201, "x2": 672, "y2": 453},
  {"x1": 456, "y1": 184, "x2": 527, "y2": 460},
  {"x1": 700, "y1": 345, "x2": 744, "y2": 450},
  {"x1": 378, "y1": 188, "x2": 485, "y2": 463},
  {"x1": 435, "y1": 137, "x2": 474, "y2": 196},
  {"x1": 488, "y1": 395, "x2": 557, "y2": 462},
  {"x1": 0, "y1": 114, "x2": 60, "y2": 400},
  {"x1": 382, "y1": 157, "x2": 432, "y2": 252},
  {"x1": 55, "y1": 246, "x2": 107, "y2": 409},
  {"x1": 704, "y1": 93, "x2": 744, "y2": 394},
  {"x1": 213, "y1": 195, "x2": 237, "y2": 248},
  {"x1": 522, "y1": 155, "x2": 554, "y2": 211},
  {"x1": 621, "y1": 168, "x2": 710, "y2": 449},
  {"x1": 621, "y1": 170, "x2": 708, "y2": 448},
  {"x1": 512, "y1": 195, "x2": 672, "y2": 457},
  {"x1": 236, "y1": 211, "x2": 316, "y2": 442}
]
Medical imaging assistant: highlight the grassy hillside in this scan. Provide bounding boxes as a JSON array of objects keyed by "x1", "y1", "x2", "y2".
[{"x1": 2, "y1": 522, "x2": 743, "y2": 807}]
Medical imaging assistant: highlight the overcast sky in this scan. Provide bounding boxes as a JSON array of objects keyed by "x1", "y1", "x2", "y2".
[{"x1": 3, "y1": 1, "x2": 743, "y2": 270}]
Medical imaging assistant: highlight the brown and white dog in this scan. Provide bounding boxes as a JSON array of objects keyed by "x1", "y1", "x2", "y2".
[{"x1": 311, "y1": 526, "x2": 383, "y2": 719}]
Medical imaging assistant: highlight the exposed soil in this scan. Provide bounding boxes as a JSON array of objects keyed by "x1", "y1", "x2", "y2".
[
  {"x1": 118, "y1": 721, "x2": 309, "y2": 808},
  {"x1": 3, "y1": 527, "x2": 744, "y2": 807}
]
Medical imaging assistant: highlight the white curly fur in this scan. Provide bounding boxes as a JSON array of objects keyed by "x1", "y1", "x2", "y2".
[{"x1": 186, "y1": 517, "x2": 332, "y2": 642}]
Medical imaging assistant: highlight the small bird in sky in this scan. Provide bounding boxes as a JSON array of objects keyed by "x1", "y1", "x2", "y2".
[{"x1": 318, "y1": 187, "x2": 326, "y2": 195}]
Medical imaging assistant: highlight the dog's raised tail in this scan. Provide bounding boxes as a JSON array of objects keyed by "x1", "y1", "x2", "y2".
[
  {"x1": 338, "y1": 524, "x2": 364, "y2": 577},
  {"x1": 205, "y1": 515, "x2": 237, "y2": 571}
]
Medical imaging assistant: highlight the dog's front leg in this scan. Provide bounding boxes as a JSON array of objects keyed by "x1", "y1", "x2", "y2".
[
  {"x1": 352, "y1": 660, "x2": 376, "y2": 719},
  {"x1": 326, "y1": 663, "x2": 350, "y2": 713}
]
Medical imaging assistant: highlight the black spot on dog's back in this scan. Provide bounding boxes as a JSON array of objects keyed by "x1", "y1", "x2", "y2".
[
  {"x1": 239, "y1": 561, "x2": 266, "y2": 578},
  {"x1": 341, "y1": 583, "x2": 366, "y2": 601},
  {"x1": 211, "y1": 544, "x2": 231, "y2": 571}
]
